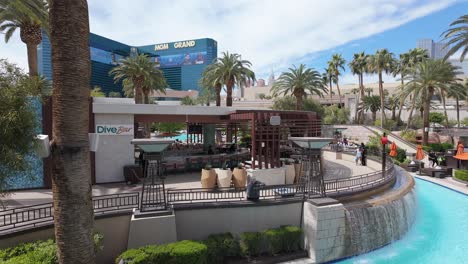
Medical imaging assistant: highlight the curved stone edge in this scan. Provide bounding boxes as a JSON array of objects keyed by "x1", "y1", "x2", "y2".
[{"x1": 303, "y1": 166, "x2": 416, "y2": 263}]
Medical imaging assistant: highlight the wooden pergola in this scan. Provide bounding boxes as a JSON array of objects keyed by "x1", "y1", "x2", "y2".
[{"x1": 229, "y1": 110, "x2": 321, "y2": 169}]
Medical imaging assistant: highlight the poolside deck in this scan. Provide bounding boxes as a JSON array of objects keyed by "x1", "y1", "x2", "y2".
[{"x1": 1, "y1": 155, "x2": 377, "y2": 209}]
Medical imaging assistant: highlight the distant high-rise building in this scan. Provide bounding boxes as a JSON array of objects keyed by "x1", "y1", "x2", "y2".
[{"x1": 416, "y1": 39, "x2": 448, "y2": 59}]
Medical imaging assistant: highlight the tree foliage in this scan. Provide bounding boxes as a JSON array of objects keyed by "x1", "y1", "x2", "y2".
[
  {"x1": 151, "y1": 122, "x2": 186, "y2": 135},
  {"x1": 90, "y1": 86, "x2": 105, "y2": 97},
  {"x1": 271, "y1": 96, "x2": 324, "y2": 115},
  {"x1": 441, "y1": 14, "x2": 468, "y2": 62},
  {"x1": 0, "y1": 59, "x2": 41, "y2": 194},
  {"x1": 271, "y1": 64, "x2": 327, "y2": 110},
  {"x1": 180, "y1": 96, "x2": 196, "y2": 105},
  {"x1": 323, "y1": 104, "x2": 349, "y2": 125}
]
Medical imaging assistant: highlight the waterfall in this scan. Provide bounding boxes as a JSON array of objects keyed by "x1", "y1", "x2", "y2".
[{"x1": 343, "y1": 189, "x2": 417, "y2": 256}]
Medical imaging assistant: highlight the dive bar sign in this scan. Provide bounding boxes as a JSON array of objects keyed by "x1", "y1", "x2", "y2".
[{"x1": 96, "y1": 124, "x2": 133, "y2": 135}]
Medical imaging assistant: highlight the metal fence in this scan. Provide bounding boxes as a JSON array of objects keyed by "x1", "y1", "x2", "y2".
[{"x1": 0, "y1": 192, "x2": 140, "y2": 234}]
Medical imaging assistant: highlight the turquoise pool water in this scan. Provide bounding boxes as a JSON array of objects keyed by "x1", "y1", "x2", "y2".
[
  {"x1": 163, "y1": 133, "x2": 188, "y2": 142},
  {"x1": 338, "y1": 178, "x2": 468, "y2": 264}
]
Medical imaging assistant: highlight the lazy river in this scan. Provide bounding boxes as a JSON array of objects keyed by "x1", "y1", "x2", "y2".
[{"x1": 338, "y1": 178, "x2": 468, "y2": 264}]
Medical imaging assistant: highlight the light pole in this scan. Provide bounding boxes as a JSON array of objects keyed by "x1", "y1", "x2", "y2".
[{"x1": 381, "y1": 132, "x2": 389, "y2": 178}]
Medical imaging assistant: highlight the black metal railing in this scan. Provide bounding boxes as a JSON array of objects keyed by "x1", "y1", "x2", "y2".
[{"x1": 0, "y1": 192, "x2": 139, "y2": 234}]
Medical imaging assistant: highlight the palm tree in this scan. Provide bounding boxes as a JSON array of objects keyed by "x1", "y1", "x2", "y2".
[
  {"x1": 328, "y1": 54, "x2": 346, "y2": 106},
  {"x1": 402, "y1": 59, "x2": 461, "y2": 144},
  {"x1": 444, "y1": 80, "x2": 467, "y2": 128},
  {"x1": 207, "y1": 52, "x2": 255, "y2": 106},
  {"x1": 324, "y1": 66, "x2": 336, "y2": 102},
  {"x1": 271, "y1": 64, "x2": 327, "y2": 110},
  {"x1": 365, "y1": 87, "x2": 373, "y2": 97},
  {"x1": 109, "y1": 54, "x2": 166, "y2": 104},
  {"x1": 360, "y1": 95, "x2": 381, "y2": 122},
  {"x1": 367, "y1": 49, "x2": 396, "y2": 128},
  {"x1": 49, "y1": 0, "x2": 94, "y2": 262},
  {"x1": 387, "y1": 94, "x2": 400, "y2": 121},
  {"x1": 0, "y1": 0, "x2": 48, "y2": 76},
  {"x1": 396, "y1": 48, "x2": 429, "y2": 122},
  {"x1": 442, "y1": 15, "x2": 468, "y2": 62},
  {"x1": 349, "y1": 52, "x2": 368, "y2": 123},
  {"x1": 200, "y1": 63, "x2": 223, "y2": 106}
]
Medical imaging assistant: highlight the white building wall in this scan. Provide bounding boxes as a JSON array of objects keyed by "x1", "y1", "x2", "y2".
[{"x1": 94, "y1": 114, "x2": 134, "y2": 183}]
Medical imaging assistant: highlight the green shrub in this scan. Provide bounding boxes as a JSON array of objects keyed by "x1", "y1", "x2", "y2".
[
  {"x1": 400, "y1": 130, "x2": 417, "y2": 143},
  {"x1": 389, "y1": 148, "x2": 406, "y2": 163},
  {"x1": 117, "y1": 240, "x2": 207, "y2": 264},
  {"x1": 454, "y1": 170, "x2": 468, "y2": 182},
  {"x1": 0, "y1": 240, "x2": 56, "y2": 262},
  {"x1": 264, "y1": 228, "x2": 285, "y2": 255},
  {"x1": 281, "y1": 226, "x2": 302, "y2": 252},
  {"x1": 203, "y1": 233, "x2": 240, "y2": 263},
  {"x1": 426, "y1": 143, "x2": 454, "y2": 153},
  {"x1": 263, "y1": 226, "x2": 302, "y2": 255},
  {"x1": 3, "y1": 242, "x2": 57, "y2": 264},
  {"x1": 240, "y1": 232, "x2": 265, "y2": 257},
  {"x1": 375, "y1": 119, "x2": 397, "y2": 131}
]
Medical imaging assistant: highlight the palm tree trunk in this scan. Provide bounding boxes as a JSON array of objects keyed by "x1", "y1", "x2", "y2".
[
  {"x1": 226, "y1": 79, "x2": 234, "y2": 107},
  {"x1": 336, "y1": 77, "x2": 342, "y2": 107},
  {"x1": 49, "y1": 0, "x2": 95, "y2": 263},
  {"x1": 456, "y1": 96, "x2": 460, "y2": 128},
  {"x1": 329, "y1": 78, "x2": 333, "y2": 103},
  {"x1": 441, "y1": 90, "x2": 449, "y2": 128},
  {"x1": 372, "y1": 111, "x2": 376, "y2": 122},
  {"x1": 378, "y1": 71, "x2": 385, "y2": 128},
  {"x1": 397, "y1": 75, "x2": 404, "y2": 123},
  {"x1": 406, "y1": 96, "x2": 416, "y2": 130},
  {"x1": 215, "y1": 84, "x2": 221, "y2": 107},
  {"x1": 423, "y1": 88, "x2": 434, "y2": 145},
  {"x1": 392, "y1": 107, "x2": 396, "y2": 121},
  {"x1": 26, "y1": 43, "x2": 39, "y2": 76},
  {"x1": 134, "y1": 86, "x2": 143, "y2": 104},
  {"x1": 296, "y1": 94, "x2": 303, "y2": 111},
  {"x1": 360, "y1": 74, "x2": 365, "y2": 124}
]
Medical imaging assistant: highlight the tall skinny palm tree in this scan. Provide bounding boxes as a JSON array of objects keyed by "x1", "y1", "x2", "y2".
[
  {"x1": 328, "y1": 54, "x2": 346, "y2": 106},
  {"x1": 367, "y1": 49, "x2": 396, "y2": 128},
  {"x1": 396, "y1": 48, "x2": 428, "y2": 122},
  {"x1": 442, "y1": 14, "x2": 468, "y2": 62},
  {"x1": 402, "y1": 59, "x2": 461, "y2": 145},
  {"x1": 200, "y1": 63, "x2": 223, "y2": 106},
  {"x1": 0, "y1": 0, "x2": 48, "y2": 76},
  {"x1": 49, "y1": 0, "x2": 94, "y2": 262},
  {"x1": 272, "y1": 64, "x2": 327, "y2": 111},
  {"x1": 349, "y1": 52, "x2": 368, "y2": 123},
  {"x1": 207, "y1": 52, "x2": 255, "y2": 106}
]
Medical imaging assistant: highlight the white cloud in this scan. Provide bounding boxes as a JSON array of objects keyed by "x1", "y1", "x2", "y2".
[{"x1": 0, "y1": 0, "x2": 456, "y2": 76}]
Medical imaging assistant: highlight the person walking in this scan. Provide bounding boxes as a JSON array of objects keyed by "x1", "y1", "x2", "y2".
[
  {"x1": 355, "y1": 148, "x2": 362, "y2": 165},
  {"x1": 360, "y1": 143, "x2": 367, "y2": 166}
]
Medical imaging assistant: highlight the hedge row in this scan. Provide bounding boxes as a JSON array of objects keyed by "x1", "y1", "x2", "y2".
[
  {"x1": 117, "y1": 226, "x2": 303, "y2": 264},
  {"x1": 0, "y1": 233, "x2": 103, "y2": 264},
  {"x1": 454, "y1": 170, "x2": 468, "y2": 182}
]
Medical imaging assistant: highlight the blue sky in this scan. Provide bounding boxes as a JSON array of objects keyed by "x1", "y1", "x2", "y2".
[
  {"x1": 302, "y1": 0, "x2": 468, "y2": 84},
  {"x1": 1, "y1": 0, "x2": 466, "y2": 85}
]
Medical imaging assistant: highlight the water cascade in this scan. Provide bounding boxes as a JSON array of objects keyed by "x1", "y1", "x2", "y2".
[{"x1": 343, "y1": 189, "x2": 417, "y2": 256}]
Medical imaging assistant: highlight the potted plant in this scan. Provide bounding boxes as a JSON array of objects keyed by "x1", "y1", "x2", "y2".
[
  {"x1": 201, "y1": 164, "x2": 216, "y2": 188},
  {"x1": 285, "y1": 159, "x2": 295, "y2": 184},
  {"x1": 293, "y1": 159, "x2": 303, "y2": 183},
  {"x1": 233, "y1": 163, "x2": 247, "y2": 188},
  {"x1": 215, "y1": 161, "x2": 233, "y2": 188}
]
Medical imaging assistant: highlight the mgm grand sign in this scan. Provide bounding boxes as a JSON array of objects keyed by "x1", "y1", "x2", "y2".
[{"x1": 154, "y1": 40, "x2": 196, "y2": 51}]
